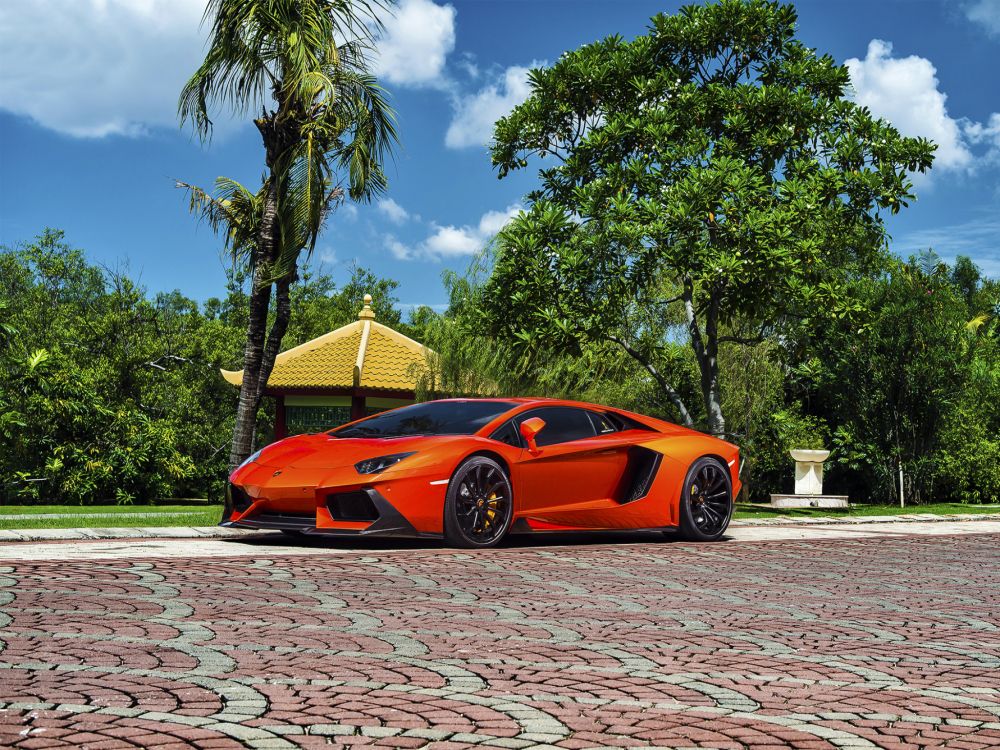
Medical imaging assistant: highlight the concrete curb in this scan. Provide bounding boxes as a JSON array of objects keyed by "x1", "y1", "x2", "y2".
[
  {"x1": 0, "y1": 526, "x2": 260, "y2": 543},
  {"x1": 2, "y1": 512, "x2": 1000, "y2": 543},
  {"x1": 733, "y1": 512, "x2": 1000, "y2": 526}
]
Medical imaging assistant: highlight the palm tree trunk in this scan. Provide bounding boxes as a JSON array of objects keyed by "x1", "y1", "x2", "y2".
[
  {"x1": 254, "y1": 274, "x2": 293, "y2": 407},
  {"x1": 228, "y1": 271, "x2": 272, "y2": 471},
  {"x1": 227, "y1": 179, "x2": 280, "y2": 472}
]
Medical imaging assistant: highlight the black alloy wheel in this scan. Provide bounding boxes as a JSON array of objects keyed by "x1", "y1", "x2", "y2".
[
  {"x1": 677, "y1": 456, "x2": 733, "y2": 542},
  {"x1": 444, "y1": 456, "x2": 513, "y2": 548}
]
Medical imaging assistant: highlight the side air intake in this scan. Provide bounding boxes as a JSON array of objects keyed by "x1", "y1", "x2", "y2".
[{"x1": 615, "y1": 446, "x2": 663, "y2": 504}]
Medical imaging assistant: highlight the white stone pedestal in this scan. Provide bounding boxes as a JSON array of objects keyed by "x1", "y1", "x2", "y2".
[
  {"x1": 791, "y1": 449, "x2": 829, "y2": 495},
  {"x1": 770, "y1": 448, "x2": 849, "y2": 509}
]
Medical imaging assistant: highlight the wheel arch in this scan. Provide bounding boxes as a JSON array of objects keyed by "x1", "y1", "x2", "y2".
[
  {"x1": 683, "y1": 453, "x2": 735, "y2": 495},
  {"x1": 697, "y1": 452, "x2": 732, "y2": 474},
  {"x1": 695, "y1": 452, "x2": 739, "y2": 500},
  {"x1": 458, "y1": 449, "x2": 511, "y2": 478}
]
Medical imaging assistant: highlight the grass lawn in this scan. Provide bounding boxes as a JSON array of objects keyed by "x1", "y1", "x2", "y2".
[
  {"x1": 2, "y1": 501, "x2": 998, "y2": 531},
  {"x1": 0, "y1": 504, "x2": 224, "y2": 530},
  {"x1": 733, "y1": 502, "x2": 1000, "y2": 519}
]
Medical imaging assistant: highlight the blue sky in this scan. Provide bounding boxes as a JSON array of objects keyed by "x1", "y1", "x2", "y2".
[{"x1": 2, "y1": 0, "x2": 999, "y2": 313}]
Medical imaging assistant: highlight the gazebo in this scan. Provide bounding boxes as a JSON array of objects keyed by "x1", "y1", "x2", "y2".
[{"x1": 221, "y1": 295, "x2": 432, "y2": 439}]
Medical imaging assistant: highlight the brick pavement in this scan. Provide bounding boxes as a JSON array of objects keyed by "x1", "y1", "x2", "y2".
[{"x1": 1, "y1": 533, "x2": 999, "y2": 748}]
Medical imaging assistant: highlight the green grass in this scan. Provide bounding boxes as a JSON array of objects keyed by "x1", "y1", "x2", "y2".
[
  {"x1": 733, "y1": 502, "x2": 1000, "y2": 519},
  {"x1": 0, "y1": 504, "x2": 215, "y2": 516},
  {"x1": 2, "y1": 501, "x2": 997, "y2": 531},
  {"x1": 0, "y1": 504, "x2": 223, "y2": 530}
]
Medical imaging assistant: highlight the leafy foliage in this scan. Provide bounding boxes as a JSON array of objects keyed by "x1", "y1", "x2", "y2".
[
  {"x1": 483, "y1": 0, "x2": 935, "y2": 438},
  {"x1": 0, "y1": 230, "x2": 400, "y2": 504},
  {"x1": 791, "y1": 255, "x2": 999, "y2": 503}
]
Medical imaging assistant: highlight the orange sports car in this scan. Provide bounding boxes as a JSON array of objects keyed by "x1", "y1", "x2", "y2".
[{"x1": 223, "y1": 398, "x2": 741, "y2": 547}]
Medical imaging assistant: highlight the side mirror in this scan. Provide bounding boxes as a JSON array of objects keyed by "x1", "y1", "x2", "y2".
[{"x1": 519, "y1": 417, "x2": 546, "y2": 454}]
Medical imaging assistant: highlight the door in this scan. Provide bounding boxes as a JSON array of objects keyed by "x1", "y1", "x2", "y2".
[{"x1": 513, "y1": 406, "x2": 630, "y2": 517}]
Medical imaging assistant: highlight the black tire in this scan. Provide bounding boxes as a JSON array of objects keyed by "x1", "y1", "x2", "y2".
[
  {"x1": 443, "y1": 456, "x2": 513, "y2": 548},
  {"x1": 677, "y1": 456, "x2": 733, "y2": 542}
]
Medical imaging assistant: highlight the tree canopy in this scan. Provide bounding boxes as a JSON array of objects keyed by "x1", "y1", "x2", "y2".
[
  {"x1": 483, "y1": 0, "x2": 935, "y2": 437},
  {"x1": 0, "y1": 230, "x2": 404, "y2": 504}
]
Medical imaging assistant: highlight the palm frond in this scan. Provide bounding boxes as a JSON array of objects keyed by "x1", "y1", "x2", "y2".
[
  {"x1": 177, "y1": 177, "x2": 264, "y2": 265},
  {"x1": 966, "y1": 313, "x2": 989, "y2": 333},
  {"x1": 179, "y1": 0, "x2": 392, "y2": 139},
  {"x1": 178, "y1": 0, "x2": 399, "y2": 284}
]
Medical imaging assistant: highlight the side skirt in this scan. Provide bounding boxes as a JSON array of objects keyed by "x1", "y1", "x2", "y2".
[{"x1": 508, "y1": 518, "x2": 677, "y2": 535}]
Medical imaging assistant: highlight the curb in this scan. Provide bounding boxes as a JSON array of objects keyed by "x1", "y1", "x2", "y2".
[
  {"x1": 0, "y1": 526, "x2": 260, "y2": 543},
  {"x1": 732, "y1": 512, "x2": 1000, "y2": 526},
  {"x1": 2, "y1": 513, "x2": 1000, "y2": 543}
]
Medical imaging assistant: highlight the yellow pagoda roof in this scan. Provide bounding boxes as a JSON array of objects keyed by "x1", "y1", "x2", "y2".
[{"x1": 221, "y1": 295, "x2": 431, "y2": 392}]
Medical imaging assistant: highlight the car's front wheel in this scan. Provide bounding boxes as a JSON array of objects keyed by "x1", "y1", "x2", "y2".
[
  {"x1": 443, "y1": 456, "x2": 513, "y2": 548},
  {"x1": 677, "y1": 456, "x2": 733, "y2": 542}
]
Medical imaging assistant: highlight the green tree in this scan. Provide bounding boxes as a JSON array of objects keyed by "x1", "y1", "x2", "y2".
[
  {"x1": 484, "y1": 0, "x2": 934, "y2": 437},
  {"x1": 802, "y1": 256, "x2": 981, "y2": 503},
  {"x1": 0, "y1": 232, "x2": 200, "y2": 503},
  {"x1": 179, "y1": 0, "x2": 398, "y2": 470},
  {"x1": 411, "y1": 255, "x2": 671, "y2": 416}
]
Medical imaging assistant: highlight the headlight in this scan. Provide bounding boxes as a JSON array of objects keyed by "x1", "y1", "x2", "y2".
[
  {"x1": 236, "y1": 448, "x2": 263, "y2": 472},
  {"x1": 355, "y1": 452, "x2": 416, "y2": 475}
]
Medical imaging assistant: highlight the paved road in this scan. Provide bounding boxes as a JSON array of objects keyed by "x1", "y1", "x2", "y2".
[
  {"x1": 1, "y1": 530, "x2": 999, "y2": 748},
  {"x1": 5, "y1": 519, "x2": 1000, "y2": 559}
]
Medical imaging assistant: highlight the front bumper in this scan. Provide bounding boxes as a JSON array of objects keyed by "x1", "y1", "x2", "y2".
[{"x1": 222, "y1": 484, "x2": 439, "y2": 538}]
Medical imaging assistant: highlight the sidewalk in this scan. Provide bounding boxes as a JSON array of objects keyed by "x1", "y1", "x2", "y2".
[{"x1": 2, "y1": 511, "x2": 999, "y2": 543}]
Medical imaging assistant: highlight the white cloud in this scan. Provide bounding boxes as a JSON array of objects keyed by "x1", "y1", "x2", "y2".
[
  {"x1": 386, "y1": 203, "x2": 522, "y2": 261},
  {"x1": 456, "y1": 53, "x2": 481, "y2": 81},
  {"x1": 846, "y1": 40, "x2": 972, "y2": 171},
  {"x1": 372, "y1": 0, "x2": 535, "y2": 148},
  {"x1": 0, "y1": 0, "x2": 536, "y2": 155},
  {"x1": 0, "y1": 0, "x2": 460, "y2": 137},
  {"x1": 340, "y1": 203, "x2": 359, "y2": 221},
  {"x1": 964, "y1": 113, "x2": 1000, "y2": 165},
  {"x1": 424, "y1": 225, "x2": 482, "y2": 256},
  {"x1": 377, "y1": 198, "x2": 411, "y2": 224},
  {"x1": 424, "y1": 203, "x2": 523, "y2": 258},
  {"x1": 317, "y1": 246, "x2": 338, "y2": 265},
  {"x1": 477, "y1": 205, "x2": 522, "y2": 236},
  {"x1": 0, "y1": 0, "x2": 207, "y2": 137},
  {"x1": 966, "y1": 0, "x2": 1000, "y2": 37},
  {"x1": 373, "y1": 0, "x2": 455, "y2": 88},
  {"x1": 385, "y1": 235, "x2": 414, "y2": 261},
  {"x1": 445, "y1": 65, "x2": 534, "y2": 149}
]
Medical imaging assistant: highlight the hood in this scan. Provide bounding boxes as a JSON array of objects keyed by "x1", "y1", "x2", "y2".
[{"x1": 250, "y1": 432, "x2": 464, "y2": 470}]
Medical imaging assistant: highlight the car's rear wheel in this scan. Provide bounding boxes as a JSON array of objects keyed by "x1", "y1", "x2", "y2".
[
  {"x1": 677, "y1": 457, "x2": 733, "y2": 542},
  {"x1": 444, "y1": 456, "x2": 513, "y2": 548}
]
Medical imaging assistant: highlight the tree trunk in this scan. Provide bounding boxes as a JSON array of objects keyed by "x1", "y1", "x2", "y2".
[
  {"x1": 684, "y1": 280, "x2": 727, "y2": 438},
  {"x1": 701, "y1": 295, "x2": 726, "y2": 437},
  {"x1": 254, "y1": 274, "x2": 294, "y2": 408},
  {"x1": 227, "y1": 177, "x2": 280, "y2": 472},
  {"x1": 227, "y1": 269, "x2": 272, "y2": 471},
  {"x1": 607, "y1": 335, "x2": 694, "y2": 427}
]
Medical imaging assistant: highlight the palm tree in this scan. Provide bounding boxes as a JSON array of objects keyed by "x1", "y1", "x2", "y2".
[{"x1": 178, "y1": 0, "x2": 397, "y2": 470}]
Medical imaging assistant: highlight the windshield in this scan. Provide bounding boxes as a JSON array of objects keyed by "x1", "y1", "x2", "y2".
[{"x1": 332, "y1": 400, "x2": 517, "y2": 438}]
